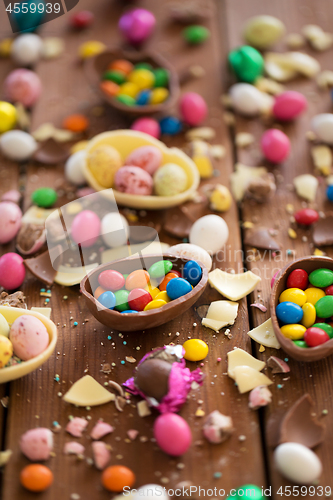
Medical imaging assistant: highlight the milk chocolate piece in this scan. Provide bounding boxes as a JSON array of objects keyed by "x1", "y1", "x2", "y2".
[
  {"x1": 34, "y1": 138, "x2": 69, "y2": 165},
  {"x1": 0, "y1": 291, "x2": 26, "y2": 309},
  {"x1": 134, "y1": 358, "x2": 172, "y2": 401},
  {"x1": 164, "y1": 206, "x2": 193, "y2": 239},
  {"x1": 244, "y1": 228, "x2": 280, "y2": 251},
  {"x1": 267, "y1": 356, "x2": 290, "y2": 373},
  {"x1": 16, "y1": 224, "x2": 46, "y2": 255},
  {"x1": 313, "y1": 216, "x2": 333, "y2": 246},
  {"x1": 246, "y1": 173, "x2": 276, "y2": 203},
  {"x1": 24, "y1": 246, "x2": 62, "y2": 286},
  {"x1": 169, "y1": 1, "x2": 212, "y2": 23}
]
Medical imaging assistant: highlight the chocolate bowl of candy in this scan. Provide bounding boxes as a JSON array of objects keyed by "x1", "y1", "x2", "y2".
[
  {"x1": 84, "y1": 47, "x2": 180, "y2": 115},
  {"x1": 270, "y1": 256, "x2": 333, "y2": 362},
  {"x1": 80, "y1": 254, "x2": 208, "y2": 332}
]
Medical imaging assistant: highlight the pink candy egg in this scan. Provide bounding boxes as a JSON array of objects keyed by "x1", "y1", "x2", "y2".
[
  {"x1": 71, "y1": 210, "x2": 101, "y2": 248},
  {"x1": 261, "y1": 129, "x2": 290, "y2": 163},
  {"x1": 0, "y1": 202, "x2": 22, "y2": 244},
  {"x1": 114, "y1": 166, "x2": 153, "y2": 195},
  {"x1": 179, "y1": 92, "x2": 207, "y2": 126},
  {"x1": 0, "y1": 253, "x2": 25, "y2": 290},
  {"x1": 4, "y1": 69, "x2": 42, "y2": 108},
  {"x1": 125, "y1": 145, "x2": 162, "y2": 175},
  {"x1": 119, "y1": 8, "x2": 156, "y2": 45},
  {"x1": 131, "y1": 117, "x2": 161, "y2": 139},
  {"x1": 273, "y1": 91, "x2": 307, "y2": 121},
  {"x1": 154, "y1": 413, "x2": 192, "y2": 456},
  {"x1": 10, "y1": 314, "x2": 49, "y2": 360}
]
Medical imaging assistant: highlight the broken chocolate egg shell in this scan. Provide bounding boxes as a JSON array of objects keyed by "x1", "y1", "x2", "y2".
[
  {"x1": 84, "y1": 47, "x2": 180, "y2": 116},
  {"x1": 270, "y1": 255, "x2": 333, "y2": 361},
  {"x1": 81, "y1": 253, "x2": 208, "y2": 332},
  {"x1": 16, "y1": 224, "x2": 46, "y2": 256},
  {"x1": 134, "y1": 358, "x2": 172, "y2": 401}
]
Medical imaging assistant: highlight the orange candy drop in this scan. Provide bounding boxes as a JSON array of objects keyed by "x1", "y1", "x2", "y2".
[
  {"x1": 20, "y1": 464, "x2": 53, "y2": 492},
  {"x1": 102, "y1": 465, "x2": 135, "y2": 492}
]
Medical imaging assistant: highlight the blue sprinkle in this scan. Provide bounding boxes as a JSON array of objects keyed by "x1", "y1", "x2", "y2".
[
  {"x1": 121, "y1": 360, "x2": 125, "y2": 365},
  {"x1": 287, "y1": 249, "x2": 293, "y2": 256},
  {"x1": 73, "y1": 321, "x2": 78, "y2": 326},
  {"x1": 107, "y1": 336, "x2": 112, "y2": 340},
  {"x1": 53, "y1": 421, "x2": 59, "y2": 427},
  {"x1": 213, "y1": 472, "x2": 222, "y2": 479},
  {"x1": 182, "y1": 238, "x2": 188, "y2": 243},
  {"x1": 47, "y1": 289, "x2": 51, "y2": 294},
  {"x1": 277, "y1": 384, "x2": 283, "y2": 389},
  {"x1": 40, "y1": 288, "x2": 46, "y2": 292},
  {"x1": 284, "y1": 358, "x2": 289, "y2": 362},
  {"x1": 123, "y1": 341, "x2": 127, "y2": 345},
  {"x1": 54, "y1": 375, "x2": 60, "y2": 382},
  {"x1": 45, "y1": 298, "x2": 50, "y2": 303}
]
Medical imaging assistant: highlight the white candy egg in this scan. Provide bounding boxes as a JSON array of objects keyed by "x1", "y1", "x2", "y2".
[
  {"x1": 11, "y1": 33, "x2": 43, "y2": 66},
  {"x1": 229, "y1": 83, "x2": 266, "y2": 116},
  {"x1": 168, "y1": 243, "x2": 212, "y2": 271},
  {"x1": 312, "y1": 113, "x2": 333, "y2": 144},
  {"x1": 132, "y1": 485, "x2": 169, "y2": 500},
  {"x1": 65, "y1": 150, "x2": 87, "y2": 185},
  {"x1": 189, "y1": 214, "x2": 229, "y2": 255},
  {"x1": 101, "y1": 212, "x2": 129, "y2": 248},
  {"x1": 274, "y1": 442, "x2": 322, "y2": 484},
  {"x1": 0, "y1": 130, "x2": 37, "y2": 161}
]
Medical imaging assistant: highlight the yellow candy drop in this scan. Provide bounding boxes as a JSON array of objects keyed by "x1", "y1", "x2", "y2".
[
  {"x1": 0, "y1": 101, "x2": 17, "y2": 133},
  {"x1": 210, "y1": 184, "x2": 232, "y2": 211},
  {"x1": 128, "y1": 69, "x2": 155, "y2": 90},
  {"x1": 87, "y1": 145, "x2": 122, "y2": 188},
  {"x1": 79, "y1": 41, "x2": 106, "y2": 59},
  {"x1": 0, "y1": 38, "x2": 13, "y2": 58},
  {"x1": 150, "y1": 88, "x2": 169, "y2": 105},
  {"x1": 280, "y1": 324, "x2": 306, "y2": 340},
  {"x1": 118, "y1": 82, "x2": 139, "y2": 99},
  {"x1": 183, "y1": 339, "x2": 209, "y2": 362},
  {"x1": 145, "y1": 284, "x2": 160, "y2": 300},
  {"x1": 144, "y1": 299, "x2": 167, "y2": 311},
  {"x1": 301, "y1": 302, "x2": 316, "y2": 328},
  {"x1": 0, "y1": 336, "x2": 13, "y2": 368},
  {"x1": 155, "y1": 291, "x2": 171, "y2": 303},
  {"x1": 304, "y1": 287, "x2": 326, "y2": 305},
  {"x1": 279, "y1": 288, "x2": 307, "y2": 307}
]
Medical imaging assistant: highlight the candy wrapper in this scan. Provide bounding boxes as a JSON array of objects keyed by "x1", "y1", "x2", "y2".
[{"x1": 123, "y1": 345, "x2": 203, "y2": 413}]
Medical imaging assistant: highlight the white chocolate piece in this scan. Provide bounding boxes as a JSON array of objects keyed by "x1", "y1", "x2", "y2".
[
  {"x1": 101, "y1": 242, "x2": 170, "y2": 265},
  {"x1": 230, "y1": 163, "x2": 267, "y2": 202},
  {"x1": 21, "y1": 206, "x2": 54, "y2": 225},
  {"x1": 274, "y1": 443, "x2": 322, "y2": 484},
  {"x1": 311, "y1": 145, "x2": 332, "y2": 176},
  {"x1": 293, "y1": 174, "x2": 318, "y2": 202},
  {"x1": 247, "y1": 318, "x2": 281, "y2": 349},
  {"x1": 0, "y1": 313, "x2": 10, "y2": 338},
  {"x1": 208, "y1": 269, "x2": 261, "y2": 301},
  {"x1": 54, "y1": 263, "x2": 98, "y2": 286},
  {"x1": 311, "y1": 113, "x2": 333, "y2": 144},
  {"x1": 227, "y1": 348, "x2": 266, "y2": 379},
  {"x1": 63, "y1": 375, "x2": 115, "y2": 407},
  {"x1": 30, "y1": 307, "x2": 52, "y2": 320},
  {"x1": 265, "y1": 52, "x2": 320, "y2": 82},
  {"x1": 202, "y1": 300, "x2": 239, "y2": 331},
  {"x1": 232, "y1": 365, "x2": 272, "y2": 394}
]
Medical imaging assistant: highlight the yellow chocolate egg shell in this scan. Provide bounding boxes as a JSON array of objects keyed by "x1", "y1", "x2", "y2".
[
  {"x1": 0, "y1": 306, "x2": 57, "y2": 384},
  {"x1": 83, "y1": 130, "x2": 200, "y2": 210}
]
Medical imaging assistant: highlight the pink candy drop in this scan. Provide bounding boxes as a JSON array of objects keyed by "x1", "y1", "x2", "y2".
[
  {"x1": 71, "y1": 210, "x2": 101, "y2": 248},
  {"x1": 261, "y1": 129, "x2": 290, "y2": 163},
  {"x1": 154, "y1": 413, "x2": 192, "y2": 456},
  {"x1": 273, "y1": 91, "x2": 307, "y2": 121},
  {"x1": 179, "y1": 92, "x2": 207, "y2": 126},
  {"x1": 0, "y1": 253, "x2": 25, "y2": 290}
]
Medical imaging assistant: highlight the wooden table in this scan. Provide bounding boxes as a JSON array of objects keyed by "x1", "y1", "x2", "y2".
[{"x1": 0, "y1": 0, "x2": 332, "y2": 498}]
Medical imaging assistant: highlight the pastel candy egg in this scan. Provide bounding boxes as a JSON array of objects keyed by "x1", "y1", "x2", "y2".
[
  {"x1": 115, "y1": 166, "x2": 153, "y2": 196},
  {"x1": 183, "y1": 339, "x2": 208, "y2": 361},
  {"x1": 305, "y1": 287, "x2": 325, "y2": 305},
  {"x1": 0, "y1": 336, "x2": 13, "y2": 368},
  {"x1": 243, "y1": 15, "x2": 285, "y2": 49},
  {"x1": 148, "y1": 260, "x2": 173, "y2": 278},
  {"x1": 9, "y1": 315, "x2": 49, "y2": 360},
  {"x1": 128, "y1": 288, "x2": 152, "y2": 311},
  {"x1": 166, "y1": 277, "x2": 192, "y2": 300},
  {"x1": 0, "y1": 130, "x2": 37, "y2": 161},
  {"x1": 229, "y1": 83, "x2": 265, "y2": 116},
  {"x1": 154, "y1": 413, "x2": 192, "y2": 456},
  {"x1": 154, "y1": 163, "x2": 188, "y2": 196},
  {"x1": 31, "y1": 187, "x2": 57, "y2": 208},
  {"x1": 87, "y1": 145, "x2": 122, "y2": 188},
  {"x1": 114, "y1": 290, "x2": 130, "y2": 312},
  {"x1": 294, "y1": 208, "x2": 319, "y2": 226},
  {"x1": 304, "y1": 327, "x2": 329, "y2": 347},
  {"x1": 228, "y1": 45, "x2": 264, "y2": 83},
  {"x1": 65, "y1": 150, "x2": 86, "y2": 186},
  {"x1": 0, "y1": 313, "x2": 10, "y2": 338},
  {"x1": 179, "y1": 92, "x2": 207, "y2": 126},
  {"x1": 71, "y1": 210, "x2": 101, "y2": 248},
  {"x1": 118, "y1": 8, "x2": 156, "y2": 45},
  {"x1": 280, "y1": 324, "x2": 306, "y2": 340},
  {"x1": 279, "y1": 288, "x2": 307, "y2": 306},
  {"x1": 143, "y1": 299, "x2": 167, "y2": 311},
  {"x1": 189, "y1": 214, "x2": 229, "y2": 255},
  {"x1": 286, "y1": 269, "x2": 308, "y2": 290},
  {"x1": 261, "y1": 129, "x2": 290, "y2": 163},
  {"x1": 276, "y1": 301, "x2": 303, "y2": 324},
  {"x1": 125, "y1": 145, "x2": 162, "y2": 176},
  {"x1": 4, "y1": 69, "x2": 42, "y2": 107},
  {"x1": 183, "y1": 260, "x2": 202, "y2": 286},
  {"x1": 311, "y1": 113, "x2": 333, "y2": 144},
  {"x1": 309, "y1": 268, "x2": 333, "y2": 288},
  {"x1": 313, "y1": 323, "x2": 333, "y2": 338},
  {"x1": 131, "y1": 117, "x2": 161, "y2": 139},
  {"x1": 274, "y1": 442, "x2": 322, "y2": 484},
  {"x1": 301, "y1": 303, "x2": 316, "y2": 328},
  {"x1": 315, "y1": 296, "x2": 333, "y2": 318},
  {"x1": 98, "y1": 270, "x2": 125, "y2": 291},
  {"x1": 126, "y1": 270, "x2": 150, "y2": 290},
  {"x1": 11, "y1": 34, "x2": 43, "y2": 66},
  {"x1": 0, "y1": 102, "x2": 17, "y2": 133},
  {"x1": 272, "y1": 91, "x2": 307, "y2": 121},
  {"x1": 0, "y1": 253, "x2": 26, "y2": 290},
  {"x1": 98, "y1": 291, "x2": 116, "y2": 310},
  {"x1": 0, "y1": 202, "x2": 22, "y2": 244},
  {"x1": 101, "y1": 212, "x2": 129, "y2": 248}
]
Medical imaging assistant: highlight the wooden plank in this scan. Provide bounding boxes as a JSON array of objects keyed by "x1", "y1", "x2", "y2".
[
  {"x1": 224, "y1": 0, "x2": 333, "y2": 496},
  {"x1": 2, "y1": 0, "x2": 266, "y2": 498}
]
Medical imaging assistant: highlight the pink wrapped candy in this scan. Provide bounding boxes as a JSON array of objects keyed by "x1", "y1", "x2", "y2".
[
  {"x1": 125, "y1": 145, "x2": 162, "y2": 175},
  {"x1": 0, "y1": 202, "x2": 22, "y2": 244},
  {"x1": 154, "y1": 413, "x2": 192, "y2": 456},
  {"x1": 119, "y1": 8, "x2": 156, "y2": 45},
  {"x1": 179, "y1": 92, "x2": 207, "y2": 126},
  {"x1": 4, "y1": 69, "x2": 42, "y2": 108},
  {"x1": 0, "y1": 253, "x2": 25, "y2": 290},
  {"x1": 131, "y1": 117, "x2": 161, "y2": 139},
  {"x1": 10, "y1": 314, "x2": 49, "y2": 360},
  {"x1": 20, "y1": 428, "x2": 53, "y2": 461},
  {"x1": 273, "y1": 91, "x2": 307, "y2": 121},
  {"x1": 115, "y1": 166, "x2": 153, "y2": 195},
  {"x1": 261, "y1": 128, "x2": 290, "y2": 163}
]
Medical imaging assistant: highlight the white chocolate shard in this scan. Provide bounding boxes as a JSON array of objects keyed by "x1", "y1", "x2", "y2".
[
  {"x1": 227, "y1": 348, "x2": 266, "y2": 379},
  {"x1": 265, "y1": 52, "x2": 320, "y2": 81},
  {"x1": 54, "y1": 263, "x2": 98, "y2": 286},
  {"x1": 247, "y1": 318, "x2": 281, "y2": 349},
  {"x1": 208, "y1": 269, "x2": 261, "y2": 301},
  {"x1": 293, "y1": 174, "x2": 318, "y2": 202},
  {"x1": 230, "y1": 163, "x2": 267, "y2": 202},
  {"x1": 63, "y1": 375, "x2": 115, "y2": 407},
  {"x1": 30, "y1": 307, "x2": 52, "y2": 319},
  {"x1": 202, "y1": 300, "x2": 239, "y2": 331},
  {"x1": 233, "y1": 365, "x2": 273, "y2": 394}
]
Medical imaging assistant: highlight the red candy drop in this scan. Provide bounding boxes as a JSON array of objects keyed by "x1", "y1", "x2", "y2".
[
  {"x1": 325, "y1": 285, "x2": 333, "y2": 296},
  {"x1": 286, "y1": 269, "x2": 309, "y2": 290},
  {"x1": 98, "y1": 270, "x2": 125, "y2": 291},
  {"x1": 294, "y1": 208, "x2": 319, "y2": 226},
  {"x1": 70, "y1": 11, "x2": 94, "y2": 29},
  {"x1": 304, "y1": 327, "x2": 329, "y2": 347},
  {"x1": 128, "y1": 288, "x2": 152, "y2": 311}
]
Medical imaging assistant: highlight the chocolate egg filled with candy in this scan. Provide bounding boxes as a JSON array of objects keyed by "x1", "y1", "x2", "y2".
[{"x1": 123, "y1": 345, "x2": 203, "y2": 412}]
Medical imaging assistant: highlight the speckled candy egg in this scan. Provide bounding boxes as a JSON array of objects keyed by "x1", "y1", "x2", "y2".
[
  {"x1": 101, "y1": 212, "x2": 129, "y2": 248},
  {"x1": 0, "y1": 253, "x2": 25, "y2": 290},
  {"x1": 179, "y1": 92, "x2": 207, "y2": 126},
  {"x1": 154, "y1": 163, "x2": 188, "y2": 196},
  {"x1": 189, "y1": 214, "x2": 229, "y2": 254},
  {"x1": 154, "y1": 413, "x2": 192, "y2": 456},
  {"x1": 71, "y1": 210, "x2": 101, "y2": 248},
  {"x1": 0, "y1": 202, "x2": 22, "y2": 244},
  {"x1": 0, "y1": 336, "x2": 13, "y2": 368},
  {"x1": 4, "y1": 69, "x2": 42, "y2": 108},
  {"x1": 272, "y1": 91, "x2": 307, "y2": 121},
  {"x1": 87, "y1": 146, "x2": 122, "y2": 188},
  {"x1": 11, "y1": 34, "x2": 43, "y2": 66},
  {"x1": 65, "y1": 150, "x2": 87, "y2": 185},
  {"x1": 119, "y1": 8, "x2": 156, "y2": 45},
  {"x1": 115, "y1": 166, "x2": 153, "y2": 195},
  {"x1": 0, "y1": 130, "x2": 37, "y2": 162},
  {"x1": 10, "y1": 315, "x2": 49, "y2": 361},
  {"x1": 125, "y1": 145, "x2": 162, "y2": 175}
]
